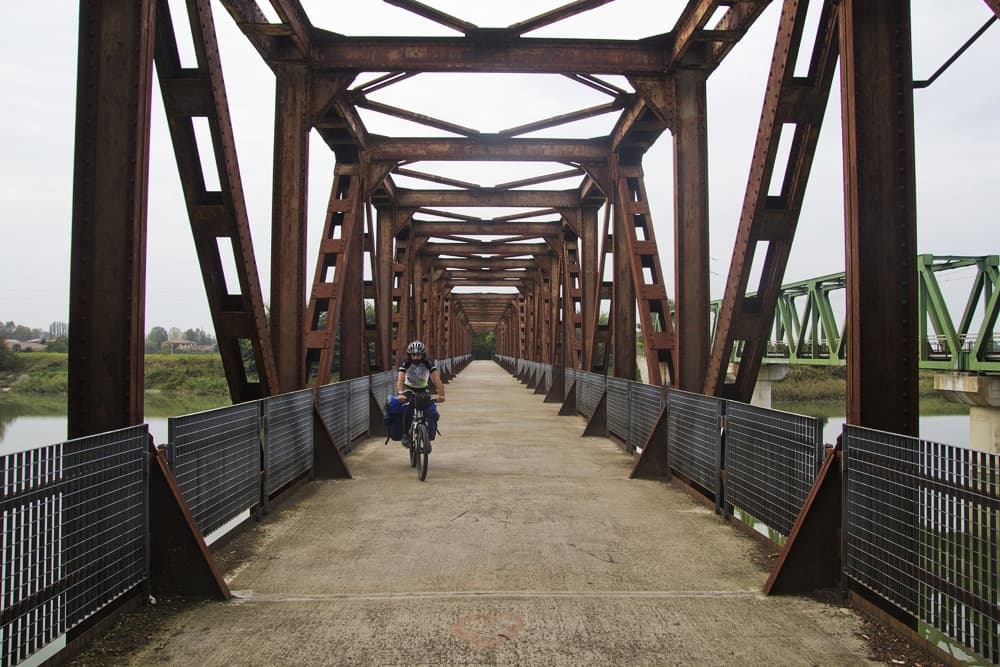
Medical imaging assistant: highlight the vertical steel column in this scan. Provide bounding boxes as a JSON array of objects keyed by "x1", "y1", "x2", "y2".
[
  {"x1": 393, "y1": 228, "x2": 413, "y2": 363},
  {"x1": 69, "y1": 0, "x2": 155, "y2": 438},
  {"x1": 271, "y1": 64, "x2": 310, "y2": 392},
  {"x1": 375, "y1": 205, "x2": 395, "y2": 370},
  {"x1": 580, "y1": 206, "x2": 599, "y2": 370},
  {"x1": 840, "y1": 0, "x2": 918, "y2": 434},
  {"x1": 612, "y1": 166, "x2": 637, "y2": 380},
  {"x1": 673, "y1": 68, "x2": 710, "y2": 391},
  {"x1": 339, "y1": 175, "x2": 367, "y2": 380}
]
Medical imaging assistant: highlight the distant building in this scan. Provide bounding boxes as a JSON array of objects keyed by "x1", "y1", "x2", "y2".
[
  {"x1": 3, "y1": 339, "x2": 47, "y2": 352},
  {"x1": 166, "y1": 338, "x2": 216, "y2": 354}
]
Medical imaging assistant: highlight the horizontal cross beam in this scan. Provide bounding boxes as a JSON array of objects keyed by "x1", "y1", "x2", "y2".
[
  {"x1": 394, "y1": 188, "x2": 582, "y2": 208},
  {"x1": 312, "y1": 36, "x2": 672, "y2": 74}
]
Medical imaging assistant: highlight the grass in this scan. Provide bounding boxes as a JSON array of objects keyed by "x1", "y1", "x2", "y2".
[
  {"x1": 771, "y1": 366, "x2": 969, "y2": 416},
  {"x1": 0, "y1": 352, "x2": 231, "y2": 417}
]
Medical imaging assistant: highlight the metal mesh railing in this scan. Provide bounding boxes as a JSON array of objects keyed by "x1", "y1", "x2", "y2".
[
  {"x1": 263, "y1": 389, "x2": 313, "y2": 496},
  {"x1": 167, "y1": 402, "x2": 261, "y2": 541},
  {"x1": 607, "y1": 377, "x2": 629, "y2": 442},
  {"x1": 349, "y1": 377, "x2": 370, "y2": 441},
  {"x1": 62, "y1": 426, "x2": 148, "y2": 629},
  {"x1": 565, "y1": 367, "x2": 576, "y2": 401},
  {"x1": 724, "y1": 402, "x2": 823, "y2": 538},
  {"x1": 629, "y1": 382, "x2": 665, "y2": 452},
  {"x1": 843, "y1": 426, "x2": 1000, "y2": 665},
  {"x1": 2, "y1": 427, "x2": 149, "y2": 666},
  {"x1": 371, "y1": 370, "x2": 395, "y2": 406},
  {"x1": 317, "y1": 382, "x2": 351, "y2": 451},
  {"x1": 576, "y1": 371, "x2": 605, "y2": 419},
  {"x1": 667, "y1": 390, "x2": 722, "y2": 499},
  {"x1": 2, "y1": 443, "x2": 66, "y2": 666}
]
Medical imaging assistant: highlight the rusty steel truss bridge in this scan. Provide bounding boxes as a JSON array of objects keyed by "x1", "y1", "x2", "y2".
[{"x1": 68, "y1": 0, "x2": 999, "y2": 441}]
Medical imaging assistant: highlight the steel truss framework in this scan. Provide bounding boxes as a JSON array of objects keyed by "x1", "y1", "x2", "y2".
[{"x1": 69, "y1": 0, "x2": 999, "y2": 439}]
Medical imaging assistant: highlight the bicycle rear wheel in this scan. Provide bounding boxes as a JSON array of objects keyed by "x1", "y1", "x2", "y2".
[{"x1": 415, "y1": 423, "x2": 429, "y2": 481}]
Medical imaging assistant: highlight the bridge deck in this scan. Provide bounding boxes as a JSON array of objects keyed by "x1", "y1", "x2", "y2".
[{"x1": 124, "y1": 361, "x2": 875, "y2": 665}]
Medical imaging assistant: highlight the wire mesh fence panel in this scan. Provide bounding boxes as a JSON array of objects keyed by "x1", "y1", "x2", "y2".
[
  {"x1": 263, "y1": 390, "x2": 314, "y2": 496},
  {"x1": 167, "y1": 402, "x2": 261, "y2": 539},
  {"x1": 576, "y1": 371, "x2": 605, "y2": 420},
  {"x1": 62, "y1": 426, "x2": 148, "y2": 630},
  {"x1": 629, "y1": 381, "x2": 666, "y2": 453},
  {"x1": 607, "y1": 377, "x2": 629, "y2": 442},
  {"x1": 2, "y1": 443, "x2": 66, "y2": 666},
  {"x1": 843, "y1": 425, "x2": 999, "y2": 665},
  {"x1": 724, "y1": 402, "x2": 823, "y2": 538},
  {"x1": 371, "y1": 370, "x2": 394, "y2": 405},
  {"x1": 349, "y1": 377, "x2": 370, "y2": 442},
  {"x1": 667, "y1": 390, "x2": 723, "y2": 499},
  {"x1": 317, "y1": 382, "x2": 351, "y2": 452},
  {"x1": 565, "y1": 368, "x2": 576, "y2": 401}
]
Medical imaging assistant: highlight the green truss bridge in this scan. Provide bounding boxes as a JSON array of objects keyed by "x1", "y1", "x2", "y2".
[{"x1": 714, "y1": 254, "x2": 1000, "y2": 373}]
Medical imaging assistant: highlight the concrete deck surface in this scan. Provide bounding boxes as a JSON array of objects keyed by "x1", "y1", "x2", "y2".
[{"x1": 124, "y1": 361, "x2": 877, "y2": 666}]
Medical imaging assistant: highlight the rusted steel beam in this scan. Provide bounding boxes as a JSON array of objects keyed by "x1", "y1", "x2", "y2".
[
  {"x1": 267, "y1": 0, "x2": 313, "y2": 56},
  {"x1": 410, "y1": 221, "x2": 563, "y2": 236},
  {"x1": 423, "y1": 242, "x2": 550, "y2": 256},
  {"x1": 507, "y1": 0, "x2": 616, "y2": 37},
  {"x1": 312, "y1": 36, "x2": 671, "y2": 74},
  {"x1": 217, "y1": 0, "x2": 278, "y2": 60},
  {"x1": 271, "y1": 63, "x2": 311, "y2": 392},
  {"x1": 353, "y1": 97, "x2": 481, "y2": 137},
  {"x1": 672, "y1": 0, "x2": 772, "y2": 70},
  {"x1": 580, "y1": 206, "x2": 600, "y2": 371},
  {"x1": 69, "y1": 0, "x2": 155, "y2": 438},
  {"x1": 154, "y1": 0, "x2": 278, "y2": 402},
  {"x1": 433, "y1": 258, "x2": 538, "y2": 270},
  {"x1": 987, "y1": 0, "x2": 1000, "y2": 17},
  {"x1": 305, "y1": 164, "x2": 363, "y2": 385},
  {"x1": 495, "y1": 167, "x2": 585, "y2": 190},
  {"x1": 375, "y1": 206, "x2": 395, "y2": 375},
  {"x1": 394, "y1": 188, "x2": 581, "y2": 208},
  {"x1": 612, "y1": 194, "x2": 636, "y2": 379},
  {"x1": 498, "y1": 100, "x2": 626, "y2": 138},
  {"x1": 384, "y1": 0, "x2": 478, "y2": 35},
  {"x1": 672, "y1": 68, "x2": 709, "y2": 391},
  {"x1": 706, "y1": 0, "x2": 839, "y2": 401},
  {"x1": 368, "y1": 137, "x2": 610, "y2": 162},
  {"x1": 840, "y1": 0, "x2": 918, "y2": 435},
  {"x1": 393, "y1": 167, "x2": 480, "y2": 189},
  {"x1": 615, "y1": 164, "x2": 676, "y2": 385}
]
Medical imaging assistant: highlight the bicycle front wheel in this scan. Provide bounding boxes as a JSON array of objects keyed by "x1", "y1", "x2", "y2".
[
  {"x1": 415, "y1": 423, "x2": 429, "y2": 481},
  {"x1": 408, "y1": 428, "x2": 418, "y2": 468}
]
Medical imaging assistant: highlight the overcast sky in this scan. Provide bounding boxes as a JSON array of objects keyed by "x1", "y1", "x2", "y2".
[{"x1": 1, "y1": 1, "x2": 997, "y2": 334}]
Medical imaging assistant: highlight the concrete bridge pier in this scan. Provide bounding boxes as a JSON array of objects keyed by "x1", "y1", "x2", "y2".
[
  {"x1": 729, "y1": 363, "x2": 789, "y2": 409},
  {"x1": 934, "y1": 373, "x2": 1000, "y2": 453}
]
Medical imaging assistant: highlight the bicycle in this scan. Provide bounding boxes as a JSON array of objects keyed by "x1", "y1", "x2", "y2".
[{"x1": 401, "y1": 389, "x2": 438, "y2": 481}]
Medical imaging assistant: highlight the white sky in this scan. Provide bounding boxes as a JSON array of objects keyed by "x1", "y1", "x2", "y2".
[{"x1": 1, "y1": 1, "x2": 997, "y2": 333}]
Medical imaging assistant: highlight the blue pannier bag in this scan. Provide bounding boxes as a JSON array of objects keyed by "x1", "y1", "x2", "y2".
[{"x1": 383, "y1": 395, "x2": 406, "y2": 442}]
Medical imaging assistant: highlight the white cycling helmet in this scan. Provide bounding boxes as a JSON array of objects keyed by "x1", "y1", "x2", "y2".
[{"x1": 407, "y1": 340, "x2": 426, "y2": 355}]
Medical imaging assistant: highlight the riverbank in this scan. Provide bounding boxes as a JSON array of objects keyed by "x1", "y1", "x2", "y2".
[
  {"x1": 1, "y1": 353, "x2": 969, "y2": 417},
  {"x1": 771, "y1": 365, "x2": 968, "y2": 417},
  {"x1": 0, "y1": 352, "x2": 231, "y2": 416}
]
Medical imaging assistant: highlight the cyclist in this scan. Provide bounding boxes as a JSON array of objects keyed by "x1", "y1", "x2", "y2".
[
  {"x1": 396, "y1": 340, "x2": 445, "y2": 445},
  {"x1": 396, "y1": 340, "x2": 446, "y2": 403}
]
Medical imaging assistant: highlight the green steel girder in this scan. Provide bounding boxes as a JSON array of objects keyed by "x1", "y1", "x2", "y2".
[{"x1": 712, "y1": 255, "x2": 1000, "y2": 373}]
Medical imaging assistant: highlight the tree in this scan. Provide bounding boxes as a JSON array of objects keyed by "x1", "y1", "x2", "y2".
[
  {"x1": 0, "y1": 341, "x2": 20, "y2": 371},
  {"x1": 147, "y1": 326, "x2": 168, "y2": 353}
]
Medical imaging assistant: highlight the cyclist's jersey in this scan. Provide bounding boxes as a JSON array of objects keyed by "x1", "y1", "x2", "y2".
[{"x1": 399, "y1": 358, "x2": 437, "y2": 390}]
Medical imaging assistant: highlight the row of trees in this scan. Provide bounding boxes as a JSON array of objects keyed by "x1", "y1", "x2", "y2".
[{"x1": 3, "y1": 320, "x2": 67, "y2": 341}]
